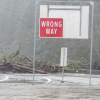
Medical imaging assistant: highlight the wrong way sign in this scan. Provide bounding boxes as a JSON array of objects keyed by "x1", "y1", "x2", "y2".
[{"x1": 40, "y1": 18, "x2": 63, "y2": 38}]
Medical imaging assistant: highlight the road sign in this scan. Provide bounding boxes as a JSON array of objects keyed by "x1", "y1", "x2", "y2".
[
  {"x1": 60, "y1": 47, "x2": 67, "y2": 83},
  {"x1": 60, "y1": 48, "x2": 67, "y2": 66},
  {"x1": 40, "y1": 5, "x2": 89, "y2": 39},
  {"x1": 40, "y1": 18, "x2": 63, "y2": 37}
]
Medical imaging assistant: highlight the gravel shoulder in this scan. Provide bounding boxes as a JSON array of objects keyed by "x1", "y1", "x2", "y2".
[{"x1": 0, "y1": 82, "x2": 100, "y2": 100}]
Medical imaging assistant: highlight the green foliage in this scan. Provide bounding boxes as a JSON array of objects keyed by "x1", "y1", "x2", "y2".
[
  {"x1": 0, "y1": 0, "x2": 99, "y2": 64},
  {"x1": 66, "y1": 60, "x2": 82, "y2": 69},
  {"x1": 1, "y1": 51, "x2": 7, "y2": 62},
  {"x1": 0, "y1": 49, "x2": 20, "y2": 63}
]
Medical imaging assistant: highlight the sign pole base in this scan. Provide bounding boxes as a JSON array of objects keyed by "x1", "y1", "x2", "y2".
[{"x1": 61, "y1": 81, "x2": 64, "y2": 83}]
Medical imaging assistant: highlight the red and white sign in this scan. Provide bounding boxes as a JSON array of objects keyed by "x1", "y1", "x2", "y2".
[{"x1": 40, "y1": 18, "x2": 63, "y2": 38}]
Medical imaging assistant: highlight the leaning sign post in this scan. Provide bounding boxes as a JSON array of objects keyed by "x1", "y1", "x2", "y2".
[{"x1": 34, "y1": 0, "x2": 94, "y2": 86}]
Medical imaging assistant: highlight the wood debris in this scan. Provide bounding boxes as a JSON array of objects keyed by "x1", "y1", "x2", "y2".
[{"x1": 0, "y1": 60, "x2": 62, "y2": 74}]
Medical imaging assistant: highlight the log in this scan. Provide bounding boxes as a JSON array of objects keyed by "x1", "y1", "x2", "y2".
[{"x1": 13, "y1": 64, "x2": 46, "y2": 74}]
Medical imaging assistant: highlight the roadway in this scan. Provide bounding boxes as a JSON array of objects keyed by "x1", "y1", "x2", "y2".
[{"x1": 0, "y1": 73, "x2": 100, "y2": 85}]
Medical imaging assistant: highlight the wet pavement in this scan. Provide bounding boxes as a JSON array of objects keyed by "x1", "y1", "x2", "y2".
[
  {"x1": 0, "y1": 74, "x2": 47, "y2": 84},
  {"x1": 0, "y1": 73, "x2": 100, "y2": 85},
  {"x1": 0, "y1": 73, "x2": 100, "y2": 100}
]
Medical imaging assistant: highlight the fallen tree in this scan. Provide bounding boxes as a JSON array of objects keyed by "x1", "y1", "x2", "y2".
[{"x1": 0, "y1": 60, "x2": 62, "y2": 74}]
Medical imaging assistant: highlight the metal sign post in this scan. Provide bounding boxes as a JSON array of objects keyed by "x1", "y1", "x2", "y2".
[
  {"x1": 89, "y1": 2, "x2": 94, "y2": 86},
  {"x1": 33, "y1": 0, "x2": 41, "y2": 85},
  {"x1": 62, "y1": 48, "x2": 65, "y2": 83},
  {"x1": 60, "y1": 48, "x2": 67, "y2": 83},
  {"x1": 33, "y1": 0, "x2": 94, "y2": 86}
]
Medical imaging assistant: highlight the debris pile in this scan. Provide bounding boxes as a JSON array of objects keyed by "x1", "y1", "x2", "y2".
[
  {"x1": 81, "y1": 64, "x2": 90, "y2": 69},
  {"x1": 35, "y1": 60, "x2": 62, "y2": 73},
  {"x1": 0, "y1": 60, "x2": 62, "y2": 74},
  {"x1": 92, "y1": 61, "x2": 100, "y2": 70},
  {"x1": 0, "y1": 59, "x2": 99, "y2": 74}
]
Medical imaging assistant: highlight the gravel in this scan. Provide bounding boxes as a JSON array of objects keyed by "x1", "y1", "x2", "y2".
[{"x1": 0, "y1": 82, "x2": 100, "y2": 100}]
